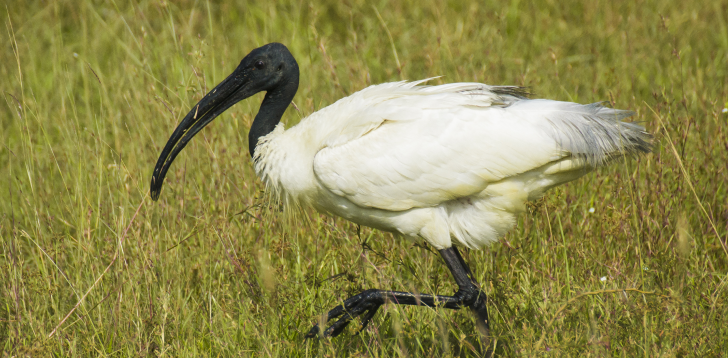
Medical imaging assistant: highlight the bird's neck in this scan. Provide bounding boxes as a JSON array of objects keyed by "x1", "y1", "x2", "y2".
[{"x1": 249, "y1": 77, "x2": 299, "y2": 157}]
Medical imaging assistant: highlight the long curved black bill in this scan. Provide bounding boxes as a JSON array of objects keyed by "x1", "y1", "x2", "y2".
[{"x1": 150, "y1": 71, "x2": 251, "y2": 201}]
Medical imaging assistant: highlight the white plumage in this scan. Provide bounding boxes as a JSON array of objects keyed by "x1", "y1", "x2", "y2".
[{"x1": 253, "y1": 79, "x2": 650, "y2": 249}]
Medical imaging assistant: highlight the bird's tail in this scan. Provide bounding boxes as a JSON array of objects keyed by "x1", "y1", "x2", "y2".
[{"x1": 510, "y1": 99, "x2": 653, "y2": 166}]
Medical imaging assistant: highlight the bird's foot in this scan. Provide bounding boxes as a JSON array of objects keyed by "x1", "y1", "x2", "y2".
[
  {"x1": 304, "y1": 286, "x2": 488, "y2": 339},
  {"x1": 305, "y1": 289, "x2": 385, "y2": 339}
]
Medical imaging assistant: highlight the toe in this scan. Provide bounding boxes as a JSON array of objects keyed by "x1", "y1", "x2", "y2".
[
  {"x1": 304, "y1": 324, "x2": 320, "y2": 339},
  {"x1": 355, "y1": 305, "x2": 381, "y2": 335}
]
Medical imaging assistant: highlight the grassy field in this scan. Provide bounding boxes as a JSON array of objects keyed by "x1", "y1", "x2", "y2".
[{"x1": 2, "y1": 0, "x2": 727, "y2": 356}]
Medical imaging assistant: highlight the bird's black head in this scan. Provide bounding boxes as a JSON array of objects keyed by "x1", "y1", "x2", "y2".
[
  {"x1": 150, "y1": 43, "x2": 299, "y2": 201},
  {"x1": 236, "y1": 43, "x2": 299, "y2": 93}
]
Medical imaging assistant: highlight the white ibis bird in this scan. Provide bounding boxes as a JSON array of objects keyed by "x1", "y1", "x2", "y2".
[{"x1": 150, "y1": 43, "x2": 651, "y2": 340}]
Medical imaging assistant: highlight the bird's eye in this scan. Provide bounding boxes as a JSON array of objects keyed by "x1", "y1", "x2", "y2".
[
  {"x1": 277, "y1": 64, "x2": 283, "y2": 71},
  {"x1": 254, "y1": 60, "x2": 265, "y2": 69}
]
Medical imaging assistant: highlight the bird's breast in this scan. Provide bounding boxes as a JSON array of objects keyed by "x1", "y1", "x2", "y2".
[{"x1": 253, "y1": 124, "x2": 326, "y2": 206}]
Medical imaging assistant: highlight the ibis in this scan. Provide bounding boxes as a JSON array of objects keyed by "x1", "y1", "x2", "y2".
[{"x1": 150, "y1": 43, "x2": 651, "y2": 340}]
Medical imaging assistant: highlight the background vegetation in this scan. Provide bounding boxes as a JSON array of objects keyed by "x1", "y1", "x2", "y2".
[{"x1": 2, "y1": 0, "x2": 727, "y2": 356}]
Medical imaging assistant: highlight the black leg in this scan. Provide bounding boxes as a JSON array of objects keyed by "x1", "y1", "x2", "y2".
[
  {"x1": 450, "y1": 247, "x2": 490, "y2": 339},
  {"x1": 306, "y1": 247, "x2": 491, "y2": 349},
  {"x1": 452, "y1": 246, "x2": 475, "y2": 282}
]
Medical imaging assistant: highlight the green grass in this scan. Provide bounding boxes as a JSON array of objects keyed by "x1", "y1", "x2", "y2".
[{"x1": 2, "y1": 0, "x2": 727, "y2": 356}]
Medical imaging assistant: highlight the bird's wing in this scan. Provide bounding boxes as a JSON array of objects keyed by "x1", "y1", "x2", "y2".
[
  {"x1": 313, "y1": 106, "x2": 555, "y2": 210},
  {"x1": 312, "y1": 82, "x2": 650, "y2": 211}
]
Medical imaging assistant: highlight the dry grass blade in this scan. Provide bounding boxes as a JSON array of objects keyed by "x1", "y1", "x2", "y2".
[
  {"x1": 534, "y1": 288, "x2": 658, "y2": 351},
  {"x1": 48, "y1": 197, "x2": 145, "y2": 338},
  {"x1": 645, "y1": 102, "x2": 728, "y2": 259}
]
